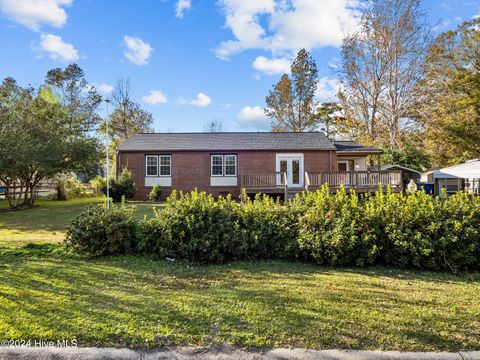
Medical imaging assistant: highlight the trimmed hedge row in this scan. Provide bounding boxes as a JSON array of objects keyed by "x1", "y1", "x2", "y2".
[{"x1": 65, "y1": 186, "x2": 480, "y2": 272}]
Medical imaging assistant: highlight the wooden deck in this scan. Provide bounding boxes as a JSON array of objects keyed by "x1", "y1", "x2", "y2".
[{"x1": 241, "y1": 170, "x2": 403, "y2": 195}]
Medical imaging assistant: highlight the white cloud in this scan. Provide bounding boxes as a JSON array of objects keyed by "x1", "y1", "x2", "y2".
[
  {"x1": 316, "y1": 77, "x2": 340, "y2": 100},
  {"x1": 94, "y1": 83, "x2": 113, "y2": 94},
  {"x1": 216, "y1": 0, "x2": 361, "y2": 59},
  {"x1": 123, "y1": 35, "x2": 153, "y2": 65},
  {"x1": 237, "y1": 105, "x2": 270, "y2": 129},
  {"x1": 178, "y1": 92, "x2": 212, "y2": 107},
  {"x1": 35, "y1": 33, "x2": 78, "y2": 61},
  {"x1": 252, "y1": 56, "x2": 290, "y2": 75},
  {"x1": 175, "y1": 0, "x2": 191, "y2": 18},
  {"x1": 142, "y1": 90, "x2": 168, "y2": 105},
  {"x1": 0, "y1": 0, "x2": 72, "y2": 31}
]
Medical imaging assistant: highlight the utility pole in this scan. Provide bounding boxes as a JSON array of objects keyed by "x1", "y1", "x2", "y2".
[{"x1": 105, "y1": 99, "x2": 111, "y2": 210}]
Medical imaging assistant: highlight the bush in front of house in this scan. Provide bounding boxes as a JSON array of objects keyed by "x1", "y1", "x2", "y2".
[
  {"x1": 239, "y1": 192, "x2": 301, "y2": 260},
  {"x1": 138, "y1": 190, "x2": 245, "y2": 263},
  {"x1": 148, "y1": 185, "x2": 163, "y2": 202},
  {"x1": 296, "y1": 186, "x2": 377, "y2": 267},
  {"x1": 65, "y1": 202, "x2": 137, "y2": 256},
  {"x1": 136, "y1": 187, "x2": 480, "y2": 270},
  {"x1": 67, "y1": 186, "x2": 480, "y2": 272},
  {"x1": 357, "y1": 189, "x2": 480, "y2": 271},
  {"x1": 104, "y1": 167, "x2": 136, "y2": 202}
]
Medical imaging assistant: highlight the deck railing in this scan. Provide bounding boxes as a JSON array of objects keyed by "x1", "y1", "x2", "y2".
[
  {"x1": 241, "y1": 170, "x2": 403, "y2": 192},
  {"x1": 240, "y1": 172, "x2": 285, "y2": 189},
  {"x1": 307, "y1": 170, "x2": 402, "y2": 189}
]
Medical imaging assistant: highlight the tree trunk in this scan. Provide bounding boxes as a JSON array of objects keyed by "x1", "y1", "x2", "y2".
[
  {"x1": 56, "y1": 180, "x2": 67, "y2": 201},
  {"x1": 23, "y1": 184, "x2": 30, "y2": 207},
  {"x1": 29, "y1": 184, "x2": 36, "y2": 207}
]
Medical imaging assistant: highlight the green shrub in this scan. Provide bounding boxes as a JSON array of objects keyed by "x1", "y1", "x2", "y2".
[
  {"x1": 423, "y1": 191, "x2": 480, "y2": 271},
  {"x1": 65, "y1": 202, "x2": 137, "y2": 256},
  {"x1": 359, "y1": 189, "x2": 480, "y2": 271},
  {"x1": 297, "y1": 185, "x2": 376, "y2": 266},
  {"x1": 239, "y1": 192, "x2": 300, "y2": 259},
  {"x1": 148, "y1": 185, "x2": 163, "y2": 202},
  {"x1": 138, "y1": 190, "x2": 244, "y2": 263},
  {"x1": 104, "y1": 167, "x2": 136, "y2": 202},
  {"x1": 75, "y1": 185, "x2": 480, "y2": 272},
  {"x1": 89, "y1": 176, "x2": 106, "y2": 197},
  {"x1": 56, "y1": 177, "x2": 92, "y2": 200}
]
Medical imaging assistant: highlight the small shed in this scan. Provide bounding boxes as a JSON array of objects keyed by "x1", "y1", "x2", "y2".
[
  {"x1": 369, "y1": 164, "x2": 421, "y2": 188},
  {"x1": 425, "y1": 159, "x2": 480, "y2": 196}
]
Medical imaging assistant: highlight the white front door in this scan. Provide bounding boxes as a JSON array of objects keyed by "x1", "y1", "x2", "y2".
[{"x1": 276, "y1": 154, "x2": 304, "y2": 188}]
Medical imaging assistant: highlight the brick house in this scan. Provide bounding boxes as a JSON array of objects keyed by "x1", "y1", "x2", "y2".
[{"x1": 116, "y1": 132, "x2": 402, "y2": 200}]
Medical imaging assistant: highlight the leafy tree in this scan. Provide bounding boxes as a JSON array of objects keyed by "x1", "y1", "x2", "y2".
[
  {"x1": 0, "y1": 78, "x2": 32, "y2": 208},
  {"x1": 105, "y1": 78, "x2": 153, "y2": 142},
  {"x1": 338, "y1": 0, "x2": 431, "y2": 149},
  {"x1": 0, "y1": 78, "x2": 101, "y2": 209},
  {"x1": 381, "y1": 139, "x2": 431, "y2": 171},
  {"x1": 316, "y1": 102, "x2": 344, "y2": 139},
  {"x1": 45, "y1": 63, "x2": 102, "y2": 133},
  {"x1": 265, "y1": 49, "x2": 319, "y2": 132},
  {"x1": 416, "y1": 18, "x2": 480, "y2": 166}
]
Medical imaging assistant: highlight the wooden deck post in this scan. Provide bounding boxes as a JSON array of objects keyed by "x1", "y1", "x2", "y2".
[{"x1": 356, "y1": 171, "x2": 359, "y2": 193}]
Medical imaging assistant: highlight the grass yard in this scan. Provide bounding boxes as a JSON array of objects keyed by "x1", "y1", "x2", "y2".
[
  {"x1": 0, "y1": 198, "x2": 158, "y2": 245},
  {"x1": 0, "y1": 198, "x2": 479, "y2": 351},
  {"x1": 0, "y1": 255, "x2": 479, "y2": 351}
]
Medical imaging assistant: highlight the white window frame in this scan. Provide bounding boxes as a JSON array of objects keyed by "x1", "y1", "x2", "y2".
[
  {"x1": 224, "y1": 155, "x2": 237, "y2": 177},
  {"x1": 211, "y1": 154, "x2": 237, "y2": 177},
  {"x1": 146, "y1": 155, "x2": 172, "y2": 177},
  {"x1": 211, "y1": 155, "x2": 224, "y2": 177},
  {"x1": 146, "y1": 155, "x2": 159, "y2": 177},
  {"x1": 159, "y1": 155, "x2": 172, "y2": 177}
]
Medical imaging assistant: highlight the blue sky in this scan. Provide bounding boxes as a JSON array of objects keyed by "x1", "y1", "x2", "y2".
[{"x1": 0, "y1": 0, "x2": 479, "y2": 132}]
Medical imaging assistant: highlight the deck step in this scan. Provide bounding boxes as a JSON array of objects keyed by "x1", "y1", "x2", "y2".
[{"x1": 286, "y1": 189, "x2": 304, "y2": 200}]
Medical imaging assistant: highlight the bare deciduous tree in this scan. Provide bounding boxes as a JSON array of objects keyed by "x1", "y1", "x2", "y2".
[
  {"x1": 338, "y1": 0, "x2": 431, "y2": 149},
  {"x1": 203, "y1": 119, "x2": 224, "y2": 132},
  {"x1": 106, "y1": 78, "x2": 153, "y2": 142}
]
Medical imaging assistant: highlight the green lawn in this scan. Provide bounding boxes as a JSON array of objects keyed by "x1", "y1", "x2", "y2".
[
  {"x1": 0, "y1": 198, "x2": 479, "y2": 351},
  {"x1": 0, "y1": 198, "x2": 158, "y2": 245}
]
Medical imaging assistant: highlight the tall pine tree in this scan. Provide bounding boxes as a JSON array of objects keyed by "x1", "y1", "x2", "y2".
[{"x1": 265, "y1": 49, "x2": 319, "y2": 132}]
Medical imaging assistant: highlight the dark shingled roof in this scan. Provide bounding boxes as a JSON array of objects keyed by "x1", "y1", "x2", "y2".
[
  {"x1": 117, "y1": 132, "x2": 337, "y2": 151},
  {"x1": 334, "y1": 141, "x2": 383, "y2": 154}
]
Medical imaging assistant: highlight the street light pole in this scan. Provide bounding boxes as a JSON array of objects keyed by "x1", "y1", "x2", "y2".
[{"x1": 105, "y1": 99, "x2": 111, "y2": 210}]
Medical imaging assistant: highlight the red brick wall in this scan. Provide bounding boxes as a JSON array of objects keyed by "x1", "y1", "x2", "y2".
[{"x1": 117, "y1": 150, "x2": 336, "y2": 200}]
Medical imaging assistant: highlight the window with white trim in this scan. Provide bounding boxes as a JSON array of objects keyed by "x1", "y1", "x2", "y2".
[
  {"x1": 146, "y1": 155, "x2": 172, "y2": 176},
  {"x1": 211, "y1": 154, "x2": 237, "y2": 176},
  {"x1": 224, "y1": 155, "x2": 237, "y2": 176},
  {"x1": 159, "y1": 155, "x2": 171, "y2": 176},
  {"x1": 211, "y1": 155, "x2": 223, "y2": 176},
  {"x1": 146, "y1": 156, "x2": 158, "y2": 176}
]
